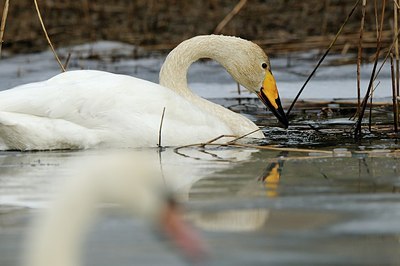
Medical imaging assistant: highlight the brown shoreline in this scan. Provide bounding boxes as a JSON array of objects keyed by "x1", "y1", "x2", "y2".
[{"x1": 1, "y1": 0, "x2": 396, "y2": 56}]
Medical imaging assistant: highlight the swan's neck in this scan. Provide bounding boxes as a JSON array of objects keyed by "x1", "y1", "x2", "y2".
[
  {"x1": 159, "y1": 35, "x2": 235, "y2": 98},
  {"x1": 159, "y1": 35, "x2": 262, "y2": 137}
]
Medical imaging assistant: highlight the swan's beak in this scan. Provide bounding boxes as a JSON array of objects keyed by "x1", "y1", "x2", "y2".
[
  {"x1": 257, "y1": 71, "x2": 289, "y2": 128},
  {"x1": 161, "y1": 198, "x2": 207, "y2": 262}
]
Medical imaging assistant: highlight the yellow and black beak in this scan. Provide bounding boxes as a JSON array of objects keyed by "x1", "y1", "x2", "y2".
[{"x1": 257, "y1": 71, "x2": 289, "y2": 128}]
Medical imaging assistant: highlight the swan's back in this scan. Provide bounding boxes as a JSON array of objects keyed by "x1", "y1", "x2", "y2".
[{"x1": 0, "y1": 70, "x2": 234, "y2": 149}]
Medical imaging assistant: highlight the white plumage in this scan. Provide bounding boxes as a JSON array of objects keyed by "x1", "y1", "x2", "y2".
[{"x1": 0, "y1": 35, "x2": 285, "y2": 150}]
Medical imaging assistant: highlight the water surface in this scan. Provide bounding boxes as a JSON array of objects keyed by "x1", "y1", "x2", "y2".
[
  {"x1": 0, "y1": 145, "x2": 399, "y2": 266},
  {"x1": 0, "y1": 43, "x2": 399, "y2": 265}
]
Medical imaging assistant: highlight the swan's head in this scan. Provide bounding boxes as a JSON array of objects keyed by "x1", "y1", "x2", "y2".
[{"x1": 221, "y1": 37, "x2": 289, "y2": 128}]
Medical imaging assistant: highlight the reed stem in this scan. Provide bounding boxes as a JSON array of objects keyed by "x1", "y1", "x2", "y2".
[
  {"x1": 286, "y1": 0, "x2": 361, "y2": 116},
  {"x1": 394, "y1": 0, "x2": 400, "y2": 128},
  {"x1": 214, "y1": 0, "x2": 247, "y2": 34},
  {"x1": 357, "y1": 0, "x2": 367, "y2": 115},
  {"x1": 157, "y1": 107, "x2": 166, "y2": 147},
  {"x1": 390, "y1": 54, "x2": 399, "y2": 132},
  {"x1": 395, "y1": 0, "x2": 400, "y2": 96},
  {"x1": 33, "y1": 0, "x2": 65, "y2": 72},
  {"x1": 354, "y1": 0, "x2": 386, "y2": 138},
  {"x1": 0, "y1": 0, "x2": 9, "y2": 58}
]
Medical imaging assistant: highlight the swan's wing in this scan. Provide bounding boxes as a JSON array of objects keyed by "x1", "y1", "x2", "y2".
[
  {"x1": 0, "y1": 70, "x2": 169, "y2": 127},
  {"x1": 0, "y1": 111, "x2": 101, "y2": 150},
  {"x1": 0, "y1": 70, "x2": 234, "y2": 148}
]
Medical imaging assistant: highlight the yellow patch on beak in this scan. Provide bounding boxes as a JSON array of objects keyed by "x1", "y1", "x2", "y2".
[
  {"x1": 257, "y1": 70, "x2": 289, "y2": 128},
  {"x1": 262, "y1": 71, "x2": 279, "y2": 109}
]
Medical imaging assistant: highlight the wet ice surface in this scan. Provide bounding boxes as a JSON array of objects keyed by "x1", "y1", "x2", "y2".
[{"x1": 0, "y1": 42, "x2": 399, "y2": 266}]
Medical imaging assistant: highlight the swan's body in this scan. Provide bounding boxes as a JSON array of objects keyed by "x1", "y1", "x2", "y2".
[
  {"x1": 25, "y1": 154, "x2": 205, "y2": 266},
  {"x1": 0, "y1": 35, "x2": 287, "y2": 150},
  {"x1": 0, "y1": 70, "x2": 239, "y2": 149}
]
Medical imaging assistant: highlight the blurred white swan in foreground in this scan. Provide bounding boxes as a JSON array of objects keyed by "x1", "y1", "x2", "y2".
[
  {"x1": 25, "y1": 154, "x2": 206, "y2": 266},
  {"x1": 0, "y1": 35, "x2": 287, "y2": 150}
]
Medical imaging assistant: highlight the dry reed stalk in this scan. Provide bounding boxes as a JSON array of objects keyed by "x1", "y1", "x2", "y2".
[
  {"x1": 365, "y1": 27, "x2": 400, "y2": 92},
  {"x1": 33, "y1": 0, "x2": 65, "y2": 72},
  {"x1": 157, "y1": 107, "x2": 166, "y2": 147},
  {"x1": 390, "y1": 54, "x2": 399, "y2": 131},
  {"x1": 237, "y1": 82, "x2": 241, "y2": 95},
  {"x1": 357, "y1": 0, "x2": 367, "y2": 115},
  {"x1": 393, "y1": 0, "x2": 400, "y2": 95},
  {"x1": 199, "y1": 135, "x2": 236, "y2": 147},
  {"x1": 0, "y1": 0, "x2": 9, "y2": 58},
  {"x1": 354, "y1": 0, "x2": 386, "y2": 138},
  {"x1": 230, "y1": 143, "x2": 333, "y2": 155},
  {"x1": 175, "y1": 142, "x2": 399, "y2": 161},
  {"x1": 286, "y1": 0, "x2": 361, "y2": 116},
  {"x1": 374, "y1": 0, "x2": 379, "y2": 37},
  {"x1": 394, "y1": 0, "x2": 400, "y2": 127},
  {"x1": 260, "y1": 155, "x2": 333, "y2": 163},
  {"x1": 174, "y1": 140, "x2": 333, "y2": 156},
  {"x1": 213, "y1": 0, "x2": 247, "y2": 34},
  {"x1": 368, "y1": 84, "x2": 373, "y2": 130},
  {"x1": 63, "y1": 52, "x2": 71, "y2": 70},
  {"x1": 369, "y1": 0, "x2": 380, "y2": 131},
  {"x1": 347, "y1": 38, "x2": 400, "y2": 120}
]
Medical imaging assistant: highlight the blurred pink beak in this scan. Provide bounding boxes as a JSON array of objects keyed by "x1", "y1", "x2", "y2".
[{"x1": 161, "y1": 200, "x2": 207, "y2": 262}]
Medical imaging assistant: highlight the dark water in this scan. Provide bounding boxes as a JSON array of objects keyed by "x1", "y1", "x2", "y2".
[{"x1": 0, "y1": 141, "x2": 399, "y2": 266}]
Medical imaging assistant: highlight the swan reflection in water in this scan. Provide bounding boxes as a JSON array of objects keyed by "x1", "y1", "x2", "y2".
[
  {"x1": 188, "y1": 152, "x2": 287, "y2": 233},
  {"x1": 0, "y1": 147, "x2": 259, "y2": 207},
  {"x1": 258, "y1": 151, "x2": 287, "y2": 198}
]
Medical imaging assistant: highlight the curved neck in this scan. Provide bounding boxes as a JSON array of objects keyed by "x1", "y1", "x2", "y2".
[
  {"x1": 158, "y1": 35, "x2": 262, "y2": 137},
  {"x1": 159, "y1": 35, "x2": 238, "y2": 97}
]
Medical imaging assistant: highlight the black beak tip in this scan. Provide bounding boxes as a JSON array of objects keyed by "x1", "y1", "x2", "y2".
[
  {"x1": 274, "y1": 106, "x2": 289, "y2": 129},
  {"x1": 257, "y1": 90, "x2": 289, "y2": 129},
  {"x1": 281, "y1": 119, "x2": 289, "y2": 129},
  {"x1": 277, "y1": 113, "x2": 289, "y2": 129}
]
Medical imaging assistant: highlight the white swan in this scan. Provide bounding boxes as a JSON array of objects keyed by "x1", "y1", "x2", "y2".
[
  {"x1": 25, "y1": 154, "x2": 206, "y2": 266},
  {"x1": 0, "y1": 35, "x2": 288, "y2": 150}
]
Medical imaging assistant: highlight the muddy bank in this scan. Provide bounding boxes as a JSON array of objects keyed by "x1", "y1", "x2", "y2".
[{"x1": 1, "y1": 0, "x2": 396, "y2": 55}]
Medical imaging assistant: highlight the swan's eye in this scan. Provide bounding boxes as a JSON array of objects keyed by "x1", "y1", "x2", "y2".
[{"x1": 261, "y1": 63, "x2": 268, "y2": 69}]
